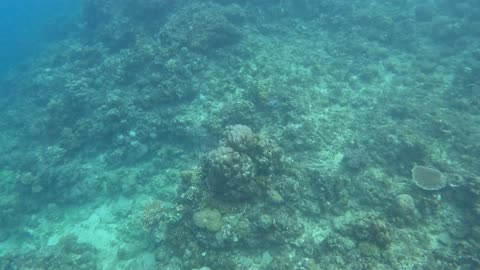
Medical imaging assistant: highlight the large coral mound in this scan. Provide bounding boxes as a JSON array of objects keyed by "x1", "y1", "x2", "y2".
[{"x1": 202, "y1": 125, "x2": 283, "y2": 201}]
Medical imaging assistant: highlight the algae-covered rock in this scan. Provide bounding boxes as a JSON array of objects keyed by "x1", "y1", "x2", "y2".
[{"x1": 193, "y1": 208, "x2": 223, "y2": 232}]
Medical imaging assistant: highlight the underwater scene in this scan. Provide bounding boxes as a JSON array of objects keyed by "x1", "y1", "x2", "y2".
[
  {"x1": 0, "y1": 0, "x2": 479, "y2": 269},
  {"x1": 0, "y1": 0, "x2": 79, "y2": 76}
]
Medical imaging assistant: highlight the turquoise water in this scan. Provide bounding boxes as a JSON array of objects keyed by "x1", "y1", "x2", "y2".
[
  {"x1": 0, "y1": 1, "x2": 479, "y2": 269},
  {"x1": 0, "y1": 0, "x2": 79, "y2": 77}
]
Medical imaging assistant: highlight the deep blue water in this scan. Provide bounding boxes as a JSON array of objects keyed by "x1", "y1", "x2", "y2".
[{"x1": 0, "y1": 0, "x2": 79, "y2": 77}]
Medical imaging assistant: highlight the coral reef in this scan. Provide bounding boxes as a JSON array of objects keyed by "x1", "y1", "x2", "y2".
[
  {"x1": 348, "y1": 214, "x2": 392, "y2": 249},
  {"x1": 203, "y1": 146, "x2": 257, "y2": 201},
  {"x1": 164, "y1": 2, "x2": 244, "y2": 51},
  {"x1": 392, "y1": 193, "x2": 418, "y2": 225},
  {"x1": 412, "y1": 165, "x2": 447, "y2": 191},
  {"x1": 156, "y1": 125, "x2": 304, "y2": 268},
  {"x1": 193, "y1": 208, "x2": 223, "y2": 232},
  {"x1": 0, "y1": 234, "x2": 98, "y2": 269},
  {"x1": 0, "y1": 0, "x2": 479, "y2": 269},
  {"x1": 202, "y1": 125, "x2": 282, "y2": 201}
]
